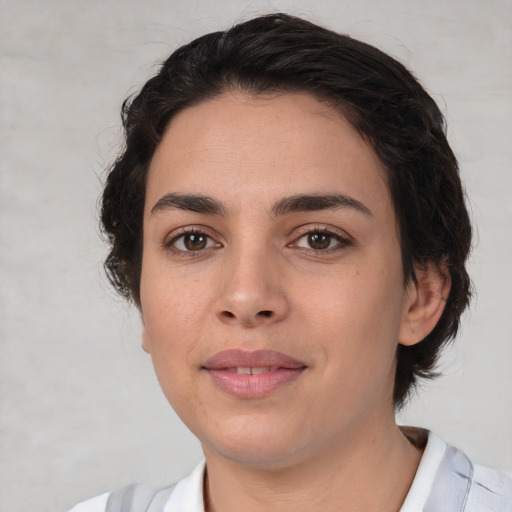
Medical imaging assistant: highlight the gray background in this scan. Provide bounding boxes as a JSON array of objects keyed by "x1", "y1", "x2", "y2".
[{"x1": 1, "y1": 1, "x2": 511, "y2": 511}]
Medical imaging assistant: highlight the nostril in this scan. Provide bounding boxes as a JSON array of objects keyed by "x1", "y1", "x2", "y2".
[{"x1": 217, "y1": 309, "x2": 277, "y2": 324}]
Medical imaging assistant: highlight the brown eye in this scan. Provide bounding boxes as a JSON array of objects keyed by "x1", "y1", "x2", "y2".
[
  {"x1": 307, "y1": 232, "x2": 331, "y2": 250},
  {"x1": 293, "y1": 229, "x2": 351, "y2": 253},
  {"x1": 169, "y1": 231, "x2": 218, "y2": 253},
  {"x1": 183, "y1": 233, "x2": 207, "y2": 250}
]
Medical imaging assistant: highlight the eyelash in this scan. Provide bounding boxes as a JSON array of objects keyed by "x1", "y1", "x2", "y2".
[
  {"x1": 289, "y1": 225, "x2": 353, "y2": 255},
  {"x1": 163, "y1": 228, "x2": 221, "y2": 257},
  {"x1": 163, "y1": 225, "x2": 353, "y2": 257}
]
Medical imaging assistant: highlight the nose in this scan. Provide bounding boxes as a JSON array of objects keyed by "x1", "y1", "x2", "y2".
[{"x1": 213, "y1": 248, "x2": 289, "y2": 328}]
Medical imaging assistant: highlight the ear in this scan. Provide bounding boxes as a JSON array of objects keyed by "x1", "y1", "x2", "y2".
[
  {"x1": 141, "y1": 323, "x2": 151, "y2": 354},
  {"x1": 398, "y1": 262, "x2": 451, "y2": 346}
]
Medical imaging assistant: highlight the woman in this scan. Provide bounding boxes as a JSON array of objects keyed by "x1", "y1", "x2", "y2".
[{"x1": 70, "y1": 13, "x2": 511, "y2": 512}]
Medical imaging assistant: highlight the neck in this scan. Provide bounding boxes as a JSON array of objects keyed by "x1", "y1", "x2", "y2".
[{"x1": 203, "y1": 418, "x2": 423, "y2": 512}]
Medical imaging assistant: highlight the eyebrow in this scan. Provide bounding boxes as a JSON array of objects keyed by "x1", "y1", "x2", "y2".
[
  {"x1": 151, "y1": 193, "x2": 225, "y2": 216},
  {"x1": 271, "y1": 193, "x2": 372, "y2": 217},
  {"x1": 150, "y1": 192, "x2": 371, "y2": 217}
]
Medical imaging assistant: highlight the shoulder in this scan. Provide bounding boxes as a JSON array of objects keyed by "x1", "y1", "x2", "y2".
[
  {"x1": 466, "y1": 461, "x2": 512, "y2": 511},
  {"x1": 427, "y1": 432, "x2": 512, "y2": 511},
  {"x1": 66, "y1": 460, "x2": 206, "y2": 512},
  {"x1": 66, "y1": 485, "x2": 173, "y2": 512},
  {"x1": 66, "y1": 485, "x2": 177, "y2": 512},
  {"x1": 66, "y1": 492, "x2": 110, "y2": 512},
  {"x1": 401, "y1": 429, "x2": 512, "y2": 512}
]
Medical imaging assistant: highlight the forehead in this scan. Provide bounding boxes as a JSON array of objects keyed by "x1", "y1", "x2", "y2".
[{"x1": 146, "y1": 91, "x2": 391, "y2": 217}]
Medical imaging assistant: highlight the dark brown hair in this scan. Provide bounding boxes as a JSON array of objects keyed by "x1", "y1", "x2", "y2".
[{"x1": 101, "y1": 13, "x2": 472, "y2": 408}]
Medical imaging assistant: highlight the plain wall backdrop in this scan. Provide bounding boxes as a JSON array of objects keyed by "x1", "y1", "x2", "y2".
[{"x1": 1, "y1": 0, "x2": 511, "y2": 511}]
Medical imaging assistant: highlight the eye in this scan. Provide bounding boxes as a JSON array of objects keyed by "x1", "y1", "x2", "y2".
[
  {"x1": 292, "y1": 228, "x2": 352, "y2": 252},
  {"x1": 301, "y1": 232, "x2": 335, "y2": 250},
  {"x1": 166, "y1": 230, "x2": 219, "y2": 253}
]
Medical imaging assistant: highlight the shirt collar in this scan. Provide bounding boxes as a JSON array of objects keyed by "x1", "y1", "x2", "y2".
[
  {"x1": 163, "y1": 459, "x2": 206, "y2": 512},
  {"x1": 162, "y1": 431, "x2": 448, "y2": 512}
]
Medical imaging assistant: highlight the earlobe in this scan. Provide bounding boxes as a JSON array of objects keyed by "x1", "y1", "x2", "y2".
[
  {"x1": 398, "y1": 262, "x2": 451, "y2": 347},
  {"x1": 141, "y1": 324, "x2": 151, "y2": 354}
]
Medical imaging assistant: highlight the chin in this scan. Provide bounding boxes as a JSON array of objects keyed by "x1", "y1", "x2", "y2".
[
  {"x1": 199, "y1": 415, "x2": 306, "y2": 470},
  {"x1": 210, "y1": 442, "x2": 302, "y2": 471}
]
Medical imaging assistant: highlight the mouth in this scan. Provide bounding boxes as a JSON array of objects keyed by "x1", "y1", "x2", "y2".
[
  {"x1": 203, "y1": 348, "x2": 306, "y2": 370},
  {"x1": 203, "y1": 349, "x2": 307, "y2": 399},
  {"x1": 226, "y1": 366, "x2": 280, "y2": 374}
]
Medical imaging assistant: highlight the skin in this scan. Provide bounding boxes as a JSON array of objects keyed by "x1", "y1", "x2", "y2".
[{"x1": 140, "y1": 91, "x2": 450, "y2": 512}]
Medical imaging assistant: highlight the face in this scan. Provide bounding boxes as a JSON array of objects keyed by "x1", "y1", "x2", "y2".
[{"x1": 140, "y1": 91, "x2": 416, "y2": 469}]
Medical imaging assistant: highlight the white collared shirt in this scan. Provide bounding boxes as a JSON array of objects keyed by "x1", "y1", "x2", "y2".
[{"x1": 68, "y1": 432, "x2": 512, "y2": 512}]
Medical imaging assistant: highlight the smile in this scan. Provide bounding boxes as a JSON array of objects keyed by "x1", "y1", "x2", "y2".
[
  {"x1": 203, "y1": 349, "x2": 307, "y2": 399},
  {"x1": 228, "y1": 366, "x2": 280, "y2": 374}
]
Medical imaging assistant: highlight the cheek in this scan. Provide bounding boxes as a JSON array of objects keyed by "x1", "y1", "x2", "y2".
[
  {"x1": 296, "y1": 255, "x2": 405, "y2": 370},
  {"x1": 140, "y1": 264, "x2": 209, "y2": 391},
  {"x1": 141, "y1": 283, "x2": 203, "y2": 421},
  {"x1": 141, "y1": 258, "x2": 210, "y2": 336}
]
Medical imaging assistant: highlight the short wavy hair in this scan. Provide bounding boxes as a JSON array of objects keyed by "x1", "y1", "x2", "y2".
[{"x1": 101, "y1": 13, "x2": 472, "y2": 408}]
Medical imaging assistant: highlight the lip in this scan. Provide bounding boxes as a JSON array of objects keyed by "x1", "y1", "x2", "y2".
[{"x1": 203, "y1": 349, "x2": 307, "y2": 399}]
